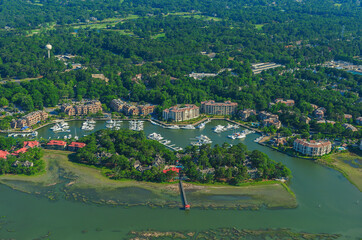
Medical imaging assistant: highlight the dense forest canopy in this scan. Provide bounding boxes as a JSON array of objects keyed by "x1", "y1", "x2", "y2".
[{"x1": 0, "y1": 0, "x2": 360, "y2": 139}]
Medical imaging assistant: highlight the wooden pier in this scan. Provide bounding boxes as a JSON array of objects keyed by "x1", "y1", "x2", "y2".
[{"x1": 179, "y1": 177, "x2": 190, "y2": 210}]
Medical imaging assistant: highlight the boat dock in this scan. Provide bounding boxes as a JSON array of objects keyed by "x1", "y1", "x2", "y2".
[{"x1": 179, "y1": 177, "x2": 190, "y2": 210}]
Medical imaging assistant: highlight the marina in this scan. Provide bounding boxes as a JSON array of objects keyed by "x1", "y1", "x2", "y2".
[
  {"x1": 147, "y1": 132, "x2": 183, "y2": 151},
  {"x1": 0, "y1": 119, "x2": 361, "y2": 239}
]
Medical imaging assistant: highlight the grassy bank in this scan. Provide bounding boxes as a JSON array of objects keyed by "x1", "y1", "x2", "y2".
[
  {"x1": 0, "y1": 150, "x2": 297, "y2": 209},
  {"x1": 317, "y1": 152, "x2": 362, "y2": 191}
]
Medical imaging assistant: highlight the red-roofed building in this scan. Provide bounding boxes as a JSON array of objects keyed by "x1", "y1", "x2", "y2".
[
  {"x1": 68, "y1": 142, "x2": 87, "y2": 151},
  {"x1": 46, "y1": 140, "x2": 67, "y2": 150},
  {"x1": 0, "y1": 150, "x2": 10, "y2": 159},
  {"x1": 23, "y1": 141, "x2": 40, "y2": 148},
  {"x1": 12, "y1": 147, "x2": 28, "y2": 156},
  {"x1": 163, "y1": 167, "x2": 180, "y2": 174}
]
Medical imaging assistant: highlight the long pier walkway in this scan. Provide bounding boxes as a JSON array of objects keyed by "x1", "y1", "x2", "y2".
[{"x1": 179, "y1": 176, "x2": 190, "y2": 210}]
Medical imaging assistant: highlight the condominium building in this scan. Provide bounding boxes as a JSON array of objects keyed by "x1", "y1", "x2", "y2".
[
  {"x1": 342, "y1": 123, "x2": 358, "y2": 132},
  {"x1": 110, "y1": 99, "x2": 155, "y2": 116},
  {"x1": 110, "y1": 99, "x2": 125, "y2": 112},
  {"x1": 293, "y1": 139, "x2": 332, "y2": 156},
  {"x1": 163, "y1": 104, "x2": 199, "y2": 122},
  {"x1": 138, "y1": 105, "x2": 155, "y2": 116},
  {"x1": 356, "y1": 117, "x2": 362, "y2": 125},
  {"x1": 200, "y1": 100, "x2": 238, "y2": 115},
  {"x1": 11, "y1": 111, "x2": 49, "y2": 128},
  {"x1": 314, "y1": 107, "x2": 326, "y2": 119},
  {"x1": 239, "y1": 109, "x2": 257, "y2": 121},
  {"x1": 262, "y1": 118, "x2": 282, "y2": 129},
  {"x1": 61, "y1": 100, "x2": 102, "y2": 116},
  {"x1": 274, "y1": 98, "x2": 295, "y2": 107}
]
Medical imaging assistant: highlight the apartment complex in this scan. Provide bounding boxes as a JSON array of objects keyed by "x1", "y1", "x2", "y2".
[
  {"x1": 258, "y1": 111, "x2": 281, "y2": 129},
  {"x1": 314, "y1": 107, "x2": 327, "y2": 119},
  {"x1": 110, "y1": 99, "x2": 155, "y2": 116},
  {"x1": 356, "y1": 117, "x2": 362, "y2": 125},
  {"x1": 342, "y1": 123, "x2": 358, "y2": 132},
  {"x1": 163, "y1": 104, "x2": 200, "y2": 122},
  {"x1": 61, "y1": 100, "x2": 102, "y2": 116},
  {"x1": 239, "y1": 109, "x2": 257, "y2": 121},
  {"x1": 274, "y1": 98, "x2": 295, "y2": 107},
  {"x1": 110, "y1": 99, "x2": 125, "y2": 112},
  {"x1": 200, "y1": 100, "x2": 238, "y2": 115},
  {"x1": 11, "y1": 111, "x2": 49, "y2": 129},
  {"x1": 293, "y1": 139, "x2": 332, "y2": 156}
]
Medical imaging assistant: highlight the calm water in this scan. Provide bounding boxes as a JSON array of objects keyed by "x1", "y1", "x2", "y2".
[{"x1": 0, "y1": 120, "x2": 361, "y2": 239}]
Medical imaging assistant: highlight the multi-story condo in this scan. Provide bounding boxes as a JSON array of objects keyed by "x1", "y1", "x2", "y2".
[
  {"x1": 274, "y1": 98, "x2": 295, "y2": 107},
  {"x1": 61, "y1": 100, "x2": 102, "y2": 116},
  {"x1": 138, "y1": 105, "x2": 155, "y2": 116},
  {"x1": 110, "y1": 99, "x2": 125, "y2": 112},
  {"x1": 356, "y1": 116, "x2": 362, "y2": 125},
  {"x1": 200, "y1": 100, "x2": 238, "y2": 115},
  {"x1": 163, "y1": 104, "x2": 199, "y2": 122},
  {"x1": 293, "y1": 139, "x2": 332, "y2": 156},
  {"x1": 11, "y1": 110, "x2": 49, "y2": 128},
  {"x1": 342, "y1": 123, "x2": 358, "y2": 132},
  {"x1": 239, "y1": 109, "x2": 257, "y2": 121},
  {"x1": 110, "y1": 99, "x2": 155, "y2": 116},
  {"x1": 262, "y1": 118, "x2": 282, "y2": 129}
]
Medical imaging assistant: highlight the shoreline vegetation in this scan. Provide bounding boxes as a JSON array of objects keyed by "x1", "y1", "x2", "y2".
[
  {"x1": 0, "y1": 149, "x2": 297, "y2": 210},
  {"x1": 317, "y1": 152, "x2": 362, "y2": 191},
  {"x1": 127, "y1": 228, "x2": 341, "y2": 240}
]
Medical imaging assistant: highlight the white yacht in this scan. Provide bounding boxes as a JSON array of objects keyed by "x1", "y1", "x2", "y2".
[
  {"x1": 196, "y1": 122, "x2": 205, "y2": 129},
  {"x1": 228, "y1": 132, "x2": 246, "y2": 139},
  {"x1": 213, "y1": 125, "x2": 225, "y2": 133},
  {"x1": 191, "y1": 135, "x2": 212, "y2": 145},
  {"x1": 182, "y1": 125, "x2": 195, "y2": 130},
  {"x1": 167, "y1": 125, "x2": 180, "y2": 129},
  {"x1": 106, "y1": 119, "x2": 114, "y2": 124},
  {"x1": 147, "y1": 132, "x2": 164, "y2": 141},
  {"x1": 88, "y1": 119, "x2": 96, "y2": 124}
]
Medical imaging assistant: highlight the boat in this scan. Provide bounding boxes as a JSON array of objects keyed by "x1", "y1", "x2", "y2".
[
  {"x1": 195, "y1": 134, "x2": 211, "y2": 142},
  {"x1": 167, "y1": 125, "x2": 180, "y2": 129},
  {"x1": 129, "y1": 120, "x2": 144, "y2": 131},
  {"x1": 181, "y1": 125, "x2": 195, "y2": 130},
  {"x1": 82, "y1": 121, "x2": 95, "y2": 131},
  {"x1": 106, "y1": 119, "x2": 113, "y2": 124},
  {"x1": 88, "y1": 119, "x2": 96, "y2": 124},
  {"x1": 254, "y1": 136, "x2": 264, "y2": 142},
  {"x1": 191, "y1": 135, "x2": 212, "y2": 145},
  {"x1": 213, "y1": 125, "x2": 225, "y2": 133},
  {"x1": 196, "y1": 122, "x2": 205, "y2": 129},
  {"x1": 227, "y1": 132, "x2": 246, "y2": 139},
  {"x1": 148, "y1": 132, "x2": 164, "y2": 141}
]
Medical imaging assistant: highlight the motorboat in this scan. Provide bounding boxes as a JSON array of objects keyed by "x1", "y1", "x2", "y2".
[
  {"x1": 148, "y1": 132, "x2": 164, "y2": 141},
  {"x1": 167, "y1": 125, "x2": 180, "y2": 129},
  {"x1": 228, "y1": 132, "x2": 246, "y2": 139},
  {"x1": 182, "y1": 125, "x2": 195, "y2": 130},
  {"x1": 196, "y1": 122, "x2": 205, "y2": 129},
  {"x1": 213, "y1": 125, "x2": 225, "y2": 133}
]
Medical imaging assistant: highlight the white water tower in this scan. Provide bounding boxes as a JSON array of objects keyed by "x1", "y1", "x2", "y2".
[{"x1": 45, "y1": 43, "x2": 52, "y2": 59}]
